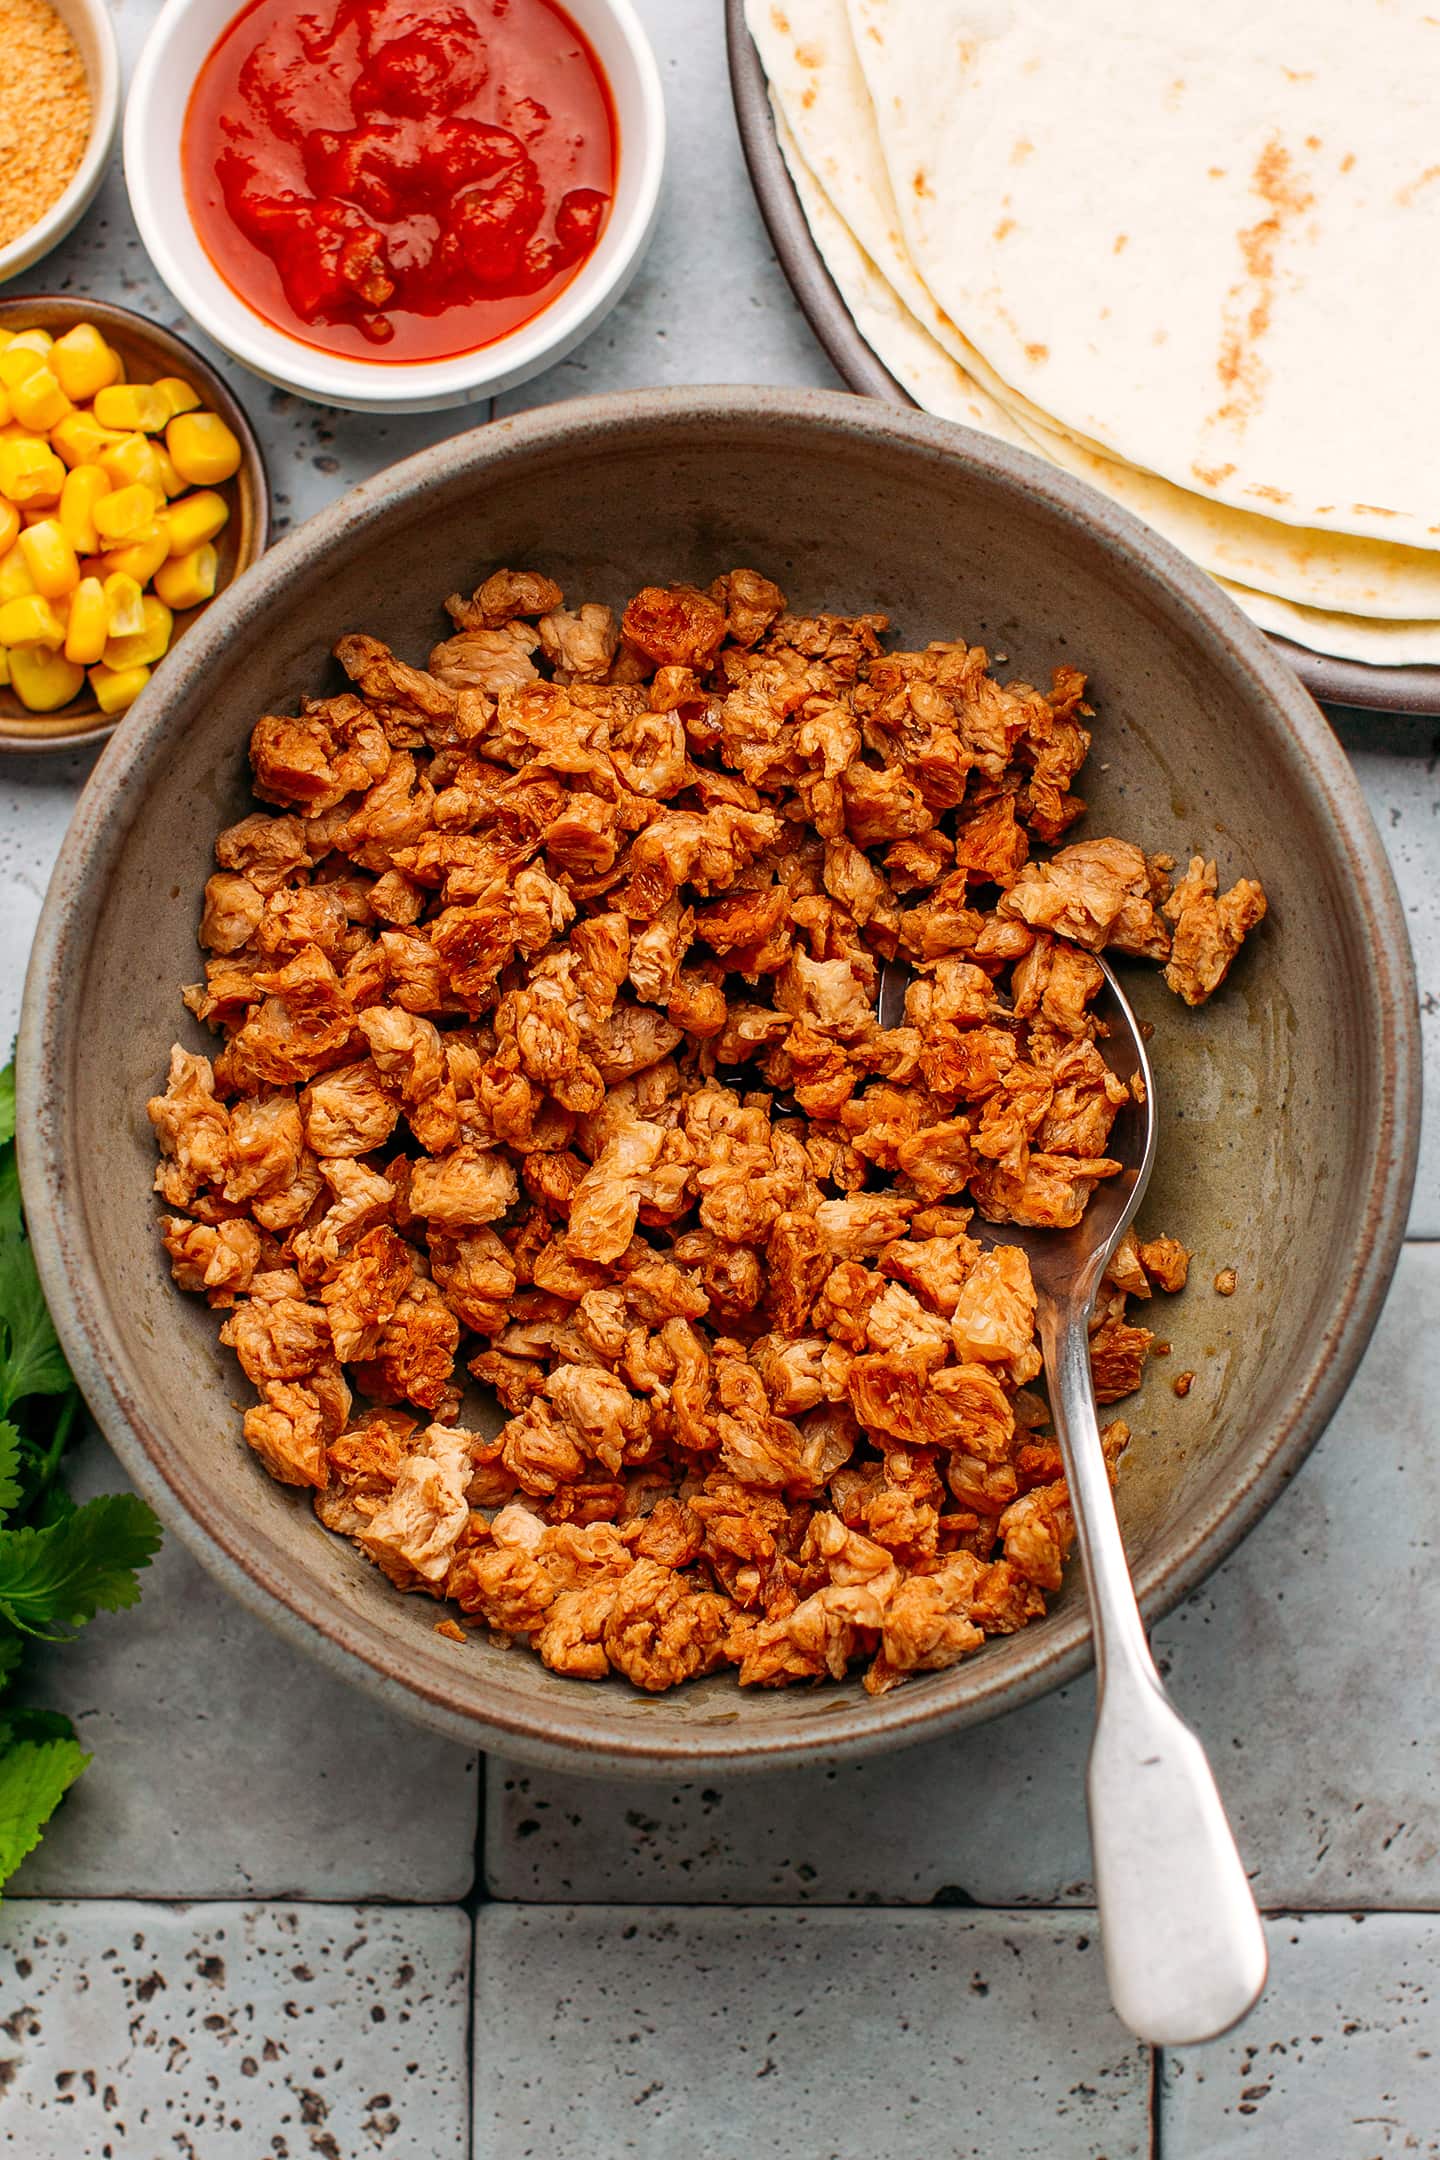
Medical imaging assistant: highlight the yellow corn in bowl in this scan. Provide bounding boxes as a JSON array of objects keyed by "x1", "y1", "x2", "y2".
[{"x1": 0, "y1": 298, "x2": 267, "y2": 751}]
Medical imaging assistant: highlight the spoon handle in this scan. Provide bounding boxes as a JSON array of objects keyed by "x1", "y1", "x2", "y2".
[{"x1": 1040, "y1": 1297, "x2": 1268, "y2": 2045}]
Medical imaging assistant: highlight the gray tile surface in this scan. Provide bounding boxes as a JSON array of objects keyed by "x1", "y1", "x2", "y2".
[
  {"x1": 11, "y1": 1433, "x2": 478, "y2": 1901},
  {"x1": 0, "y1": 1899, "x2": 471, "y2": 2157},
  {"x1": 1163, "y1": 1915, "x2": 1440, "y2": 2157},
  {"x1": 487, "y1": 1245, "x2": 1440, "y2": 1911},
  {"x1": 472, "y1": 1905, "x2": 1150, "y2": 2160},
  {"x1": 1333, "y1": 708, "x2": 1440, "y2": 1237}
]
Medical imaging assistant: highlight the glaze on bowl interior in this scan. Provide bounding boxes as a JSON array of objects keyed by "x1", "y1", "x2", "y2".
[{"x1": 18, "y1": 388, "x2": 1419, "y2": 1776}]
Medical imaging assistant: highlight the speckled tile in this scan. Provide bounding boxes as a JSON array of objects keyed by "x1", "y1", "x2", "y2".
[
  {"x1": 488, "y1": 1245, "x2": 1440, "y2": 1912},
  {"x1": 1163, "y1": 1914, "x2": 1440, "y2": 2157},
  {"x1": 1330, "y1": 710, "x2": 1440, "y2": 1237},
  {"x1": 472, "y1": 1905, "x2": 1150, "y2": 2160},
  {"x1": 494, "y1": 0, "x2": 842, "y2": 415},
  {"x1": 10, "y1": 1432, "x2": 478, "y2": 1900},
  {"x1": 0, "y1": 1900, "x2": 470, "y2": 2157}
]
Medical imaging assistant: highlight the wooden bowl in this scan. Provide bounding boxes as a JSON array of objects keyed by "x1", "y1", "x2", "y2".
[
  {"x1": 0, "y1": 295, "x2": 269, "y2": 755},
  {"x1": 16, "y1": 389, "x2": 1420, "y2": 1773}
]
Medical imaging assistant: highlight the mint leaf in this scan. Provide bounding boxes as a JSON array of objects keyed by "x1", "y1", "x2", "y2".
[
  {"x1": 0, "y1": 1735, "x2": 90, "y2": 1889},
  {"x1": 0, "y1": 1066, "x2": 13, "y2": 1149},
  {"x1": 0, "y1": 1495, "x2": 163, "y2": 1637},
  {"x1": 0, "y1": 1421, "x2": 20, "y2": 1521}
]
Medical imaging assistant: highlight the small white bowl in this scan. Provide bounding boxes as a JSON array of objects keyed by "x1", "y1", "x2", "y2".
[
  {"x1": 124, "y1": 0, "x2": 665, "y2": 414},
  {"x1": 0, "y1": 0, "x2": 121, "y2": 284}
]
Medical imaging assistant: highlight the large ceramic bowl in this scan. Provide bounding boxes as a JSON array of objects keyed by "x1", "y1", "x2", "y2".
[{"x1": 18, "y1": 389, "x2": 1420, "y2": 1776}]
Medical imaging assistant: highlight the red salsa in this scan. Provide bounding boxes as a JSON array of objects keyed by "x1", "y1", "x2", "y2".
[{"x1": 182, "y1": 0, "x2": 616, "y2": 362}]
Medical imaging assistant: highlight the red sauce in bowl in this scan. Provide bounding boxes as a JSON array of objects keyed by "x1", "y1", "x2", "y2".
[{"x1": 182, "y1": 0, "x2": 616, "y2": 363}]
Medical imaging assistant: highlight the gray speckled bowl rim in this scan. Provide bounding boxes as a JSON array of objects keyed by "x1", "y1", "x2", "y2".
[
  {"x1": 725, "y1": 0, "x2": 1440, "y2": 720},
  {"x1": 17, "y1": 385, "x2": 1421, "y2": 1777}
]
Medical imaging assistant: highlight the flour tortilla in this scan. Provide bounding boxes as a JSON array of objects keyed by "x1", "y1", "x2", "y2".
[
  {"x1": 847, "y1": 0, "x2": 1440, "y2": 549},
  {"x1": 773, "y1": 98, "x2": 1440, "y2": 627},
  {"x1": 1216, "y1": 583, "x2": 1440, "y2": 664}
]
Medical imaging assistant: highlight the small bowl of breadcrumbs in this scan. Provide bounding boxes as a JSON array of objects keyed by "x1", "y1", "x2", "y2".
[{"x1": 0, "y1": 0, "x2": 120, "y2": 284}]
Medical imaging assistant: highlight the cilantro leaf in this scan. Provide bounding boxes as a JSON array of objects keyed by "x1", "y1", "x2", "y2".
[
  {"x1": 0, "y1": 1204, "x2": 72, "y2": 1416},
  {"x1": 0, "y1": 1635, "x2": 21, "y2": 1693},
  {"x1": 0, "y1": 1420, "x2": 20, "y2": 1521},
  {"x1": 0, "y1": 1735, "x2": 90, "y2": 1888},
  {"x1": 0, "y1": 1066, "x2": 13, "y2": 1148},
  {"x1": 0, "y1": 1495, "x2": 163, "y2": 1637}
]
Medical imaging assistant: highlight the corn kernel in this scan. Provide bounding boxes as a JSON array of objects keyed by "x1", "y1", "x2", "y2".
[
  {"x1": 103, "y1": 592, "x2": 172, "y2": 670},
  {"x1": 63, "y1": 576, "x2": 108, "y2": 665},
  {"x1": 166, "y1": 411, "x2": 242, "y2": 486},
  {"x1": 0, "y1": 439, "x2": 64, "y2": 506},
  {"x1": 152, "y1": 375, "x2": 202, "y2": 418},
  {"x1": 50, "y1": 411, "x2": 126, "y2": 471},
  {"x1": 11, "y1": 644, "x2": 84, "y2": 712},
  {"x1": 9, "y1": 368, "x2": 71, "y2": 433},
  {"x1": 0, "y1": 501, "x2": 18, "y2": 555},
  {"x1": 153, "y1": 447, "x2": 186, "y2": 498},
  {"x1": 101, "y1": 522, "x2": 169, "y2": 584},
  {"x1": 17, "y1": 519, "x2": 79, "y2": 600},
  {"x1": 154, "y1": 541, "x2": 218, "y2": 611},
  {"x1": 58, "y1": 464, "x2": 110, "y2": 555},
  {"x1": 7, "y1": 328, "x2": 54, "y2": 356},
  {"x1": 102, "y1": 571, "x2": 145, "y2": 637},
  {"x1": 92, "y1": 483, "x2": 159, "y2": 544},
  {"x1": 0, "y1": 346, "x2": 46, "y2": 390},
  {"x1": 0, "y1": 387, "x2": 10, "y2": 430},
  {"x1": 0, "y1": 549, "x2": 36, "y2": 601},
  {"x1": 0, "y1": 592, "x2": 66, "y2": 646},
  {"x1": 165, "y1": 489, "x2": 229, "y2": 556},
  {"x1": 50, "y1": 323, "x2": 122, "y2": 403},
  {"x1": 88, "y1": 660, "x2": 150, "y2": 714},
  {"x1": 97, "y1": 432, "x2": 166, "y2": 492},
  {"x1": 93, "y1": 383, "x2": 170, "y2": 434}
]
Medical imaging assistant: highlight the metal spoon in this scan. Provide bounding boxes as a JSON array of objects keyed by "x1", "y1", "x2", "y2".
[{"x1": 881, "y1": 949, "x2": 1268, "y2": 2045}]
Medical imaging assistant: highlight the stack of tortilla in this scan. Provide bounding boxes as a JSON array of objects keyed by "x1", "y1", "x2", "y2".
[{"x1": 745, "y1": 0, "x2": 1440, "y2": 667}]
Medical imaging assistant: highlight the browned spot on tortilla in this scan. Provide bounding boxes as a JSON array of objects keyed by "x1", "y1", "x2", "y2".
[
  {"x1": 1352, "y1": 503, "x2": 1398, "y2": 517},
  {"x1": 795, "y1": 40, "x2": 822, "y2": 67},
  {"x1": 770, "y1": 6, "x2": 791, "y2": 32},
  {"x1": 1283, "y1": 67, "x2": 1316, "y2": 81},
  {"x1": 1305, "y1": 134, "x2": 1322, "y2": 151},
  {"x1": 1206, "y1": 138, "x2": 1316, "y2": 441},
  {"x1": 1113, "y1": 233, "x2": 1129, "y2": 254},
  {"x1": 1166, "y1": 76, "x2": 1186, "y2": 106},
  {"x1": 1397, "y1": 163, "x2": 1440, "y2": 205},
  {"x1": 1208, "y1": 166, "x2": 1227, "y2": 179},
  {"x1": 1010, "y1": 137, "x2": 1034, "y2": 164},
  {"x1": 994, "y1": 217, "x2": 1015, "y2": 241},
  {"x1": 1340, "y1": 152, "x2": 1356, "y2": 172},
  {"x1": 800, "y1": 86, "x2": 816, "y2": 108},
  {"x1": 1193, "y1": 461, "x2": 1238, "y2": 486},
  {"x1": 1249, "y1": 484, "x2": 1291, "y2": 505},
  {"x1": 913, "y1": 168, "x2": 933, "y2": 199},
  {"x1": 1025, "y1": 342, "x2": 1048, "y2": 363}
]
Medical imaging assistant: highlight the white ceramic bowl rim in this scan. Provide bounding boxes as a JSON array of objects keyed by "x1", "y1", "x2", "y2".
[
  {"x1": 123, "y1": 0, "x2": 666, "y2": 404},
  {"x1": 0, "y1": 0, "x2": 121, "y2": 280}
]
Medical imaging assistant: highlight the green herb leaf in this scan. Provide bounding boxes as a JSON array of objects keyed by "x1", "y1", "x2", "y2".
[
  {"x1": 0, "y1": 1635, "x2": 22, "y2": 1694},
  {"x1": 0, "y1": 1734, "x2": 90, "y2": 1889},
  {"x1": 0, "y1": 1420, "x2": 21, "y2": 1522},
  {"x1": 0, "y1": 1494, "x2": 163, "y2": 1637},
  {"x1": 0, "y1": 1187, "x2": 73, "y2": 1416},
  {"x1": 0, "y1": 1066, "x2": 14, "y2": 1149}
]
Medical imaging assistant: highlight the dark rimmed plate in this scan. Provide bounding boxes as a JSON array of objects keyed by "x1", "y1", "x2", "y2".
[{"x1": 726, "y1": 0, "x2": 1440, "y2": 718}]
